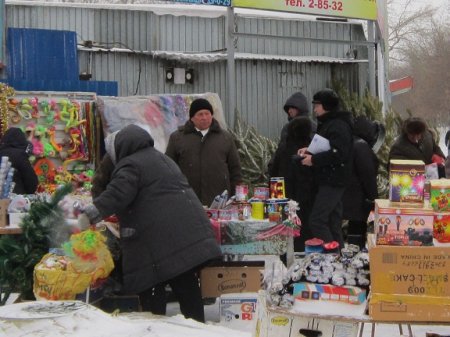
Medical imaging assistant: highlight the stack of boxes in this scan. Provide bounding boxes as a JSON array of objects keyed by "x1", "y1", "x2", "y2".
[{"x1": 369, "y1": 159, "x2": 450, "y2": 322}]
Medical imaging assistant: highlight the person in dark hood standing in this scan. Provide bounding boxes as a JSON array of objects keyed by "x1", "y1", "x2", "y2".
[
  {"x1": 342, "y1": 116, "x2": 381, "y2": 249},
  {"x1": 269, "y1": 92, "x2": 314, "y2": 178},
  {"x1": 166, "y1": 98, "x2": 242, "y2": 206},
  {"x1": 0, "y1": 127, "x2": 38, "y2": 194},
  {"x1": 283, "y1": 117, "x2": 316, "y2": 252},
  {"x1": 81, "y1": 124, "x2": 222, "y2": 322},
  {"x1": 298, "y1": 89, "x2": 353, "y2": 251}
]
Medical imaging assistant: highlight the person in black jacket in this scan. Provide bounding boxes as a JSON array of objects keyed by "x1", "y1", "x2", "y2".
[
  {"x1": 298, "y1": 89, "x2": 353, "y2": 251},
  {"x1": 389, "y1": 117, "x2": 446, "y2": 177},
  {"x1": 283, "y1": 117, "x2": 316, "y2": 252},
  {"x1": 342, "y1": 116, "x2": 381, "y2": 249},
  {"x1": 82, "y1": 124, "x2": 222, "y2": 322},
  {"x1": 0, "y1": 127, "x2": 38, "y2": 194},
  {"x1": 269, "y1": 92, "x2": 314, "y2": 178}
]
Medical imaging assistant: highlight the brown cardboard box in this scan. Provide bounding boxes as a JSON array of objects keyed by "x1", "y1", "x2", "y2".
[
  {"x1": 369, "y1": 245, "x2": 450, "y2": 322},
  {"x1": 0, "y1": 199, "x2": 10, "y2": 227},
  {"x1": 200, "y1": 261, "x2": 264, "y2": 298}
]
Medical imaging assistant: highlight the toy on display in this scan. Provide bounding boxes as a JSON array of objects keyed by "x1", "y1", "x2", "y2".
[{"x1": 2, "y1": 90, "x2": 98, "y2": 193}]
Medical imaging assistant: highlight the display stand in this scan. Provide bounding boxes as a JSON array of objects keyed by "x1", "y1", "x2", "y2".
[
  {"x1": 256, "y1": 291, "x2": 450, "y2": 337},
  {"x1": 211, "y1": 219, "x2": 295, "y2": 265}
]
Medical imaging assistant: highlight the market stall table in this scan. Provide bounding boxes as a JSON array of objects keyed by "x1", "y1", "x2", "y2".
[
  {"x1": 256, "y1": 290, "x2": 450, "y2": 337},
  {"x1": 0, "y1": 226, "x2": 22, "y2": 235}
]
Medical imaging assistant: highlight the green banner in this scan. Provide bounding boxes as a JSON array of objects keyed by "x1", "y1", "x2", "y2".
[
  {"x1": 232, "y1": 0, "x2": 377, "y2": 20},
  {"x1": 166, "y1": 0, "x2": 230, "y2": 6}
]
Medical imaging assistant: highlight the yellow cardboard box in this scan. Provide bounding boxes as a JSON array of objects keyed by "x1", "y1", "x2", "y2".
[{"x1": 369, "y1": 245, "x2": 450, "y2": 322}]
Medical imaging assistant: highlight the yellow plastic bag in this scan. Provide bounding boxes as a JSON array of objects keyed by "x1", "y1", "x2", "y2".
[{"x1": 33, "y1": 230, "x2": 114, "y2": 300}]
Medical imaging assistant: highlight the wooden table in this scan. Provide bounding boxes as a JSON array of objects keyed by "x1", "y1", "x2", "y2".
[{"x1": 0, "y1": 226, "x2": 23, "y2": 235}]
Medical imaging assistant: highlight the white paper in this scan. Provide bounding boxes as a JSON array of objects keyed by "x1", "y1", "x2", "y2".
[{"x1": 307, "y1": 134, "x2": 331, "y2": 154}]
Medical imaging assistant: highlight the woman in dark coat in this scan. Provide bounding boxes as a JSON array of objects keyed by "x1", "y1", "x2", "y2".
[
  {"x1": 0, "y1": 127, "x2": 38, "y2": 194},
  {"x1": 342, "y1": 116, "x2": 380, "y2": 249},
  {"x1": 83, "y1": 124, "x2": 222, "y2": 322}
]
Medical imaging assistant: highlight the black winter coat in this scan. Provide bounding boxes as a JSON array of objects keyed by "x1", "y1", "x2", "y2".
[
  {"x1": 342, "y1": 135, "x2": 379, "y2": 221},
  {"x1": 0, "y1": 128, "x2": 38, "y2": 194},
  {"x1": 312, "y1": 110, "x2": 353, "y2": 187},
  {"x1": 93, "y1": 125, "x2": 222, "y2": 294},
  {"x1": 269, "y1": 92, "x2": 315, "y2": 178}
]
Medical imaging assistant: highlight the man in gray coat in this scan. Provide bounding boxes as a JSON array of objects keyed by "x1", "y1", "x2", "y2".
[
  {"x1": 82, "y1": 124, "x2": 222, "y2": 322},
  {"x1": 166, "y1": 98, "x2": 242, "y2": 206}
]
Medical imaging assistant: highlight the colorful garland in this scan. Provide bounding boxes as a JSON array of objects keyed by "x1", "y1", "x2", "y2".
[{"x1": 0, "y1": 84, "x2": 15, "y2": 135}]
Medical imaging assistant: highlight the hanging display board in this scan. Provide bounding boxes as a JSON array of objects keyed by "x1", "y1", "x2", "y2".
[
  {"x1": 98, "y1": 92, "x2": 226, "y2": 153},
  {"x1": 6, "y1": 91, "x2": 98, "y2": 193},
  {"x1": 232, "y1": 0, "x2": 377, "y2": 20}
]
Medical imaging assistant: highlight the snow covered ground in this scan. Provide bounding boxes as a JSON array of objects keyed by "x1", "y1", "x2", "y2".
[{"x1": 0, "y1": 294, "x2": 449, "y2": 336}]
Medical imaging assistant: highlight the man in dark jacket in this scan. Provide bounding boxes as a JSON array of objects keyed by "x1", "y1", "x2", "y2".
[
  {"x1": 389, "y1": 117, "x2": 445, "y2": 164},
  {"x1": 298, "y1": 89, "x2": 353, "y2": 251},
  {"x1": 0, "y1": 127, "x2": 38, "y2": 194},
  {"x1": 269, "y1": 92, "x2": 313, "y2": 178},
  {"x1": 82, "y1": 124, "x2": 222, "y2": 322},
  {"x1": 165, "y1": 98, "x2": 242, "y2": 206},
  {"x1": 389, "y1": 117, "x2": 446, "y2": 177},
  {"x1": 342, "y1": 116, "x2": 380, "y2": 249}
]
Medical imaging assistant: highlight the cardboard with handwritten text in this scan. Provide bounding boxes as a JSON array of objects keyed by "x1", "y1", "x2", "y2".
[{"x1": 369, "y1": 245, "x2": 450, "y2": 322}]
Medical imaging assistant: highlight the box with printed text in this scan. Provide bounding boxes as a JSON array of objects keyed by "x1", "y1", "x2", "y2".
[
  {"x1": 374, "y1": 199, "x2": 434, "y2": 246},
  {"x1": 369, "y1": 245, "x2": 450, "y2": 322}
]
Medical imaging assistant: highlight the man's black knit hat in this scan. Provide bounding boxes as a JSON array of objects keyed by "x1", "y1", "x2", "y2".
[
  {"x1": 189, "y1": 98, "x2": 213, "y2": 118},
  {"x1": 312, "y1": 89, "x2": 340, "y2": 111}
]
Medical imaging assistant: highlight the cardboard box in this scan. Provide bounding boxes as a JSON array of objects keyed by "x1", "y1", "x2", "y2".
[
  {"x1": 200, "y1": 261, "x2": 264, "y2": 298},
  {"x1": 254, "y1": 291, "x2": 359, "y2": 337},
  {"x1": 374, "y1": 199, "x2": 434, "y2": 246},
  {"x1": 430, "y1": 179, "x2": 450, "y2": 212},
  {"x1": 433, "y1": 212, "x2": 450, "y2": 243},
  {"x1": 369, "y1": 245, "x2": 450, "y2": 322},
  {"x1": 389, "y1": 159, "x2": 425, "y2": 203},
  {"x1": 0, "y1": 199, "x2": 10, "y2": 227},
  {"x1": 219, "y1": 292, "x2": 258, "y2": 332}
]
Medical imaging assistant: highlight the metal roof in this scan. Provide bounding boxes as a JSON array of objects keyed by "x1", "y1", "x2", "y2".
[{"x1": 77, "y1": 46, "x2": 365, "y2": 64}]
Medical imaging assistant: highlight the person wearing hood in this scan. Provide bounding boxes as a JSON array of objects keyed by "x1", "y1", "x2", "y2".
[
  {"x1": 268, "y1": 92, "x2": 315, "y2": 178},
  {"x1": 0, "y1": 127, "x2": 38, "y2": 194},
  {"x1": 81, "y1": 124, "x2": 222, "y2": 322},
  {"x1": 166, "y1": 98, "x2": 242, "y2": 206},
  {"x1": 283, "y1": 117, "x2": 316, "y2": 252},
  {"x1": 297, "y1": 89, "x2": 353, "y2": 251},
  {"x1": 342, "y1": 116, "x2": 381, "y2": 249}
]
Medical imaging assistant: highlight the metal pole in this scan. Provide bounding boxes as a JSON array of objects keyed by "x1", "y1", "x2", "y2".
[
  {"x1": 226, "y1": 7, "x2": 236, "y2": 127},
  {"x1": 368, "y1": 21, "x2": 376, "y2": 97}
]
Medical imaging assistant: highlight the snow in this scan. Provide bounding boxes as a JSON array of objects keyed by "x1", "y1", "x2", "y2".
[{"x1": 1, "y1": 299, "x2": 449, "y2": 337}]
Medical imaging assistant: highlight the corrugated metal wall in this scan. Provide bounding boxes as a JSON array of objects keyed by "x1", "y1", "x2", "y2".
[{"x1": 5, "y1": 2, "x2": 368, "y2": 139}]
